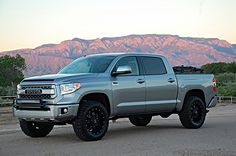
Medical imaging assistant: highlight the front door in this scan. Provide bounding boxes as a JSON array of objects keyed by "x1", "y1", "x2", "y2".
[{"x1": 111, "y1": 56, "x2": 146, "y2": 115}]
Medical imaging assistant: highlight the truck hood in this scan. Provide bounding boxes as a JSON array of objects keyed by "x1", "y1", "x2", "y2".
[{"x1": 22, "y1": 73, "x2": 99, "y2": 83}]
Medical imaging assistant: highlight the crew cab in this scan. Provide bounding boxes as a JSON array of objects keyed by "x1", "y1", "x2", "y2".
[{"x1": 14, "y1": 53, "x2": 217, "y2": 141}]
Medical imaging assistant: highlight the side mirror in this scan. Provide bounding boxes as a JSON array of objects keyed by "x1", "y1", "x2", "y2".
[{"x1": 112, "y1": 65, "x2": 132, "y2": 76}]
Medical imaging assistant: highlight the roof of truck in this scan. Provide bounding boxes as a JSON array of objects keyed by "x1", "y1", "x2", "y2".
[{"x1": 86, "y1": 52, "x2": 165, "y2": 57}]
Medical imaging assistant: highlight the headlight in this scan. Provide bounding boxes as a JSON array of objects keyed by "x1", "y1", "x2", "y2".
[
  {"x1": 16, "y1": 84, "x2": 21, "y2": 95},
  {"x1": 60, "y1": 83, "x2": 81, "y2": 95},
  {"x1": 17, "y1": 84, "x2": 21, "y2": 90}
]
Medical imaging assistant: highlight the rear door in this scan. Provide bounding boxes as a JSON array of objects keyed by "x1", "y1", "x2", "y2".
[
  {"x1": 111, "y1": 56, "x2": 146, "y2": 115},
  {"x1": 139, "y1": 56, "x2": 177, "y2": 113}
]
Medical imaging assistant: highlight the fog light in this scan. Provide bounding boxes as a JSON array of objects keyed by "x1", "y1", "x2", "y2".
[{"x1": 61, "y1": 108, "x2": 68, "y2": 114}]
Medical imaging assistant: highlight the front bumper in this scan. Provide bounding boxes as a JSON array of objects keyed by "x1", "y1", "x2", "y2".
[
  {"x1": 13, "y1": 103, "x2": 79, "y2": 122},
  {"x1": 207, "y1": 96, "x2": 217, "y2": 108}
]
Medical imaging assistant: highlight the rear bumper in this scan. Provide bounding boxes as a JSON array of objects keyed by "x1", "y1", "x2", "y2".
[
  {"x1": 13, "y1": 103, "x2": 79, "y2": 122},
  {"x1": 207, "y1": 96, "x2": 217, "y2": 108}
]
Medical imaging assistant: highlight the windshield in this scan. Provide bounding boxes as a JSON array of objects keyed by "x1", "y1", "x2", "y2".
[{"x1": 58, "y1": 55, "x2": 116, "y2": 74}]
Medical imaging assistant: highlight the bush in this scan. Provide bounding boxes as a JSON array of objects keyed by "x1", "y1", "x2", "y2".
[
  {"x1": 217, "y1": 83, "x2": 236, "y2": 96},
  {"x1": 0, "y1": 86, "x2": 16, "y2": 96},
  {"x1": 215, "y1": 73, "x2": 236, "y2": 84},
  {"x1": 202, "y1": 61, "x2": 236, "y2": 74},
  {"x1": 214, "y1": 73, "x2": 236, "y2": 96}
]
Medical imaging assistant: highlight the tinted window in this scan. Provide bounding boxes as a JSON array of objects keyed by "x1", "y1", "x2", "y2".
[
  {"x1": 115, "y1": 56, "x2": 139, "y2": 76},
  {"x1": 141, "y1": 57, "x2": 167, "y2": 75}
]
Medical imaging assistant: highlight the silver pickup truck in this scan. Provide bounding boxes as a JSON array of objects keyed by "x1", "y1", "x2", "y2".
[{"x1": 14, "y1": 53, "x2": 217, "y2": 141}]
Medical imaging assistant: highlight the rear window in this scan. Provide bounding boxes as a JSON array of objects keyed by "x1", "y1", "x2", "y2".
[{"x1": 141, "y1": 57, "x2": 167, "y2": 75}]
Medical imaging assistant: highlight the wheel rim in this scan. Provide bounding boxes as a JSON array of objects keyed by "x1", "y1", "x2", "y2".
[
  {"x1": 31, "y1": 122, "x2": 41, "y2": 130},
  {"x1": 190, "y1": 100, "x2": 205, "y2": 125},
  {"x1": 85, "y1": 106, "x2": 107, "y2": 136}
]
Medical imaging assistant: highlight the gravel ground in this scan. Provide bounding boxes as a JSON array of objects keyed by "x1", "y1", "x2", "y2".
[{"x1": 0, "y1": 104, "x2": 236, "y2": 156}]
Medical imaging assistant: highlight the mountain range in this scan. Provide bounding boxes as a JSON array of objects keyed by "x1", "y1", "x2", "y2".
[{"x1": 1, "y1": 34, "x2": 236, "y2": 77}]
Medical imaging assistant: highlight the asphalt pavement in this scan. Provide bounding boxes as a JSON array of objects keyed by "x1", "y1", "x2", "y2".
[{"x1": 0, "y1": 104, "x2": 236, "y2": 156}]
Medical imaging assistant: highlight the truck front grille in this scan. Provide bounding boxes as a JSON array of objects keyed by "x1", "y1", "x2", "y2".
[
  {"x1": 18, "y1": 85, "x2": 56, "y2": 100},
  {"x1": 21, "y1": 85, "x2": 53, "y2": 90}
]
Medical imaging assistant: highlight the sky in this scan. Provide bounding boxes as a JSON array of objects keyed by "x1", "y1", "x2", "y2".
[{"x1": 0, "y1": 0, "x2": 236, "y2": 52}]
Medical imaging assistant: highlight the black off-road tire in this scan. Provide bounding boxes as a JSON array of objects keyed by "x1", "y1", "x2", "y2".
[
  {"x1": 160, "y1": 113, "x2": 172, "y2": 118},
  {"x1": 72, "y1": 100, "x2": 109, "y2": 141},
  {"x1": 129, "y1": 115, "x2": 152, "y2": 126},
  {"x1": 19, "y1": 120, "x2": 54, "y2": 138},
  {"x1": 179, "y1": 96, "x2": 206, "y2": 129}
]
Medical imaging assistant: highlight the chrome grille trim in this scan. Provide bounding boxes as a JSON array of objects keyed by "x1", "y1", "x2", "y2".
[
  {"x1": 18, "y1": 85, "x2": 56, "y2": 100},
  {"x1": 21, "y1": 85, "x2": 54, "y2": 90}
]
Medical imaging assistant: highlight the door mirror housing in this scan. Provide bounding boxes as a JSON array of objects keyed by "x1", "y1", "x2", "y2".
[{"x1": 112, "y1": 65, "x2": 132, "y2": 76}]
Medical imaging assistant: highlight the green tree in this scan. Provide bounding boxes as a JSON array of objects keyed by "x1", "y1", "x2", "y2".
[
  {"x1": 226, "y1": 62, "x2": 236, "y2": 73},
  {"x1": 202, "y1": 62, "x2": 227, "y2": 74},
  {"x1": 0, "y1": 54, "x2": 26, "y2": 88},
  {"x1": 201, "y1": 61, "x2": 236, "y2": 74}
]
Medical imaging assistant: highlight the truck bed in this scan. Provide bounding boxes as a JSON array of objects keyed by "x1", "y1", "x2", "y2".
[{"x1": 175, "y1": 73, "x2": 216, "y2": 110}]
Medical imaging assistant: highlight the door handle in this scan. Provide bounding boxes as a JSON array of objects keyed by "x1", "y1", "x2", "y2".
[
  {"x1": 137, "y1": 79, "x2": 145, "y2": 84},
  {"x1": 168, "y1": 78, "x2": 175, "y2": 83},
  {"x1": 112, "y1": 81, "x2": 119, "y2": 85}
]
